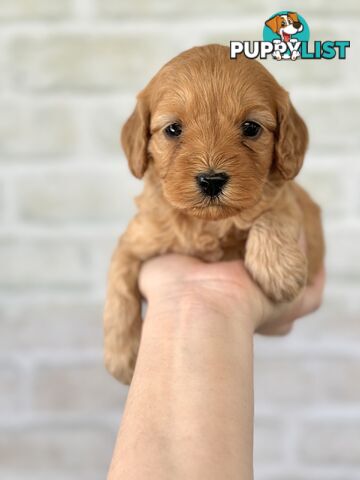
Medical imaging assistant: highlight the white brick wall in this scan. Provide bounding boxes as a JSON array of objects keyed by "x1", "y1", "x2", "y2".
[{"x1": 0, "y1": 1, "x2": 359, "y2": 479}]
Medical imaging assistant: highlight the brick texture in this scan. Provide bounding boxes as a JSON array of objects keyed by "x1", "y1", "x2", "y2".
[
  {"x1": 299, "y1": 421, "x2": 360, "y2": 465},
  {"x1": 0, "y1": 1, "x2": 359, "y2": 479},
  {"x1": 95, "y1": 0, "x2": 360, "y2": 17},
  {"x1": 0, "y1": 102, "x2": 76, "y2": 159},
  {"x1": 0, "y1": 424, "x2": 116, "y2": 473},
  {"x1": 32, "y1": 362, "x2": 128, "y2": 413},
  {"x1": 14, "y1": 166, "x2": 139, "y2": 224},
  {"x1": 0, "y1": 180, "x2": 4, "y2": 220},
  {"x1": 0, "y1": 361, "x2": 25, "y2": 413},
  {"x1": 0, "y1": 0, "x2": 72, "y2": 20},
  {"x1": 8, "y1": 35, "x2": 181, "y2": 93},
  {"x1": 0, "y1": 238, "x2": 92, "y2": 289},
  {"x1": 0, "y1": 300, "x2": 103, "y2": 352}
]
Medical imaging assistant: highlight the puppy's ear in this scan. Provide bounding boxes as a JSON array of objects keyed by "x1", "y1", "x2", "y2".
[
  {"x1": 288, "y1": 12, "x2": 299, "y2": 23},
  {"x1": 274, "y1": 93, "x2": 308, "y2": 180},
  {"x1": 121, "y1": 95, "x2": 150, "y2": 179},
  {"x1": 265, "y1": 15, "x2": 280, "y2": 33}
]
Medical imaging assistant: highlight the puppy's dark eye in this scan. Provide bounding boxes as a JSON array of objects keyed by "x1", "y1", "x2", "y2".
[
  {"x1": 164, "y1": 123, "x2": 182, "y2": 138},
  {"x1": 241, "y1": 121, "x2": 262, "y2": 139}
]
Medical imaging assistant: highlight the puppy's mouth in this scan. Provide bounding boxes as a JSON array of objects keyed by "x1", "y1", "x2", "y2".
[
  {"x1": 282, "y1": 32, "x2": 291, "y2": 42},
  {"x1": 188, "y1": 200, "x2": 240, "y2": 220}
]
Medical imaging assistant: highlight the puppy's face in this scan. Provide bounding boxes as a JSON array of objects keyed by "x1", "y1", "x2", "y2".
[
  {"x1": 122, "y1": 45, "x2": 308, "y2": 221},
  {"x1": 265, "y1": 12, "x2": 303, "y2": 40}
]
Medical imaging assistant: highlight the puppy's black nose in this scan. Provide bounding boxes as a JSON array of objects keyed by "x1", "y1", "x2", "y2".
[
  {"x1": 293, "y1": 21, "x2": 301, "y2": 28},
  {"x1": 196, "y1": 172, "x2": 229, "y2": 198}
]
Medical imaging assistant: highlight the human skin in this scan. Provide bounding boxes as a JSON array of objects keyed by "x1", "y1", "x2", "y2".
[{"x1": 107, "y1": 254, "x2": 325, "y2": 480}]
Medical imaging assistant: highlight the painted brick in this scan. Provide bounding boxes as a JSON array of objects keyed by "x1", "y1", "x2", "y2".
[
  {"x1": 96, "y1": 0, "x2": 360, "y2": 18},
  {"x1": 0, "y1": 0, "x2": 71, "y2": 20},
  {"x1": 0, "y1": 102, "x2": 76, "y2": 158},
  {"x1": 257, "y1": 472, "x2": 359, "y2": 480},
  {"x1": 294, "y1": 287, "x2": 360, "y2": 343},
  {"x1": 0, "y1": 361, "x2": 25, "y2": 412},
  {"x1": 96, "y1": 0, "x2": 270, "y2": 18},
  {"x1": 90, "y1": 99, "x2": 135, "y2": 154},
  {"x1": 32, "y1": 362, "x2": 128, "y2": 412},
  {"x1": 88, "y1": 235, "x2": 120, "y2": 294},
  {"x1": 0, "y1": 473, "x2": 105, "y2": 480},
  {"x1": 8, "y1": 35, "x2": 182, "y2": 93},
  {"x1": 0, "y1": 300, "x2": 103, "y2": 352},
  {"x1": 298, "y1": 97, "x2": 360, "y2": 154},
  {"x1": 0, "y1": 181, "x2": 4, "y2": 220},
  {"x1": 0, "y1": 238, "x2": 92, "y2": 289},
  {"x1": 0, "y1": 424, "x2": 116, "y2": 473},
  {"x1": 254, "y1": 417, "x2": 286, "y2": 464},
  {"x1": 297, "y1": 167, "x2": 348, "y2": 219},
  {"x1": 299, "y1": 420, "x2": 360, "y2": 465},
  {"x1": 255, "y1": 356, "x2": 360, "y2": 405},
  {"x1": 325, "y1": 225, "x2": 360, "y2": 281},
  {"x1": 15, "y1": 166, "x2": 141, "y2": 224}
]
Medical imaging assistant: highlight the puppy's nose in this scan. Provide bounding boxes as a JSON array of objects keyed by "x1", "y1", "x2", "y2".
[
  {"x1": 293, "y1": 21, "x2": 301, "y2": 28},
  {"x1": 196, "y1": 172, "x2": 229, "y2": 197}
]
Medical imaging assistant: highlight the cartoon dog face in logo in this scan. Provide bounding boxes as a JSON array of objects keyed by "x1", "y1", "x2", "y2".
[{"x1": 265, "y1": 12, "x2": 303, "y2": 60}]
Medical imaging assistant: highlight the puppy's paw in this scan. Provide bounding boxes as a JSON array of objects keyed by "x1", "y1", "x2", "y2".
[
  {"x1": 245, "y1": 241, "x2": 307, "y2": 303},
  {"x1": 291, "y1": 50, "x2": 300, "y2": 61},
  {"x1": 105, "y1": 334, "x2": 140, "y2": 385}
]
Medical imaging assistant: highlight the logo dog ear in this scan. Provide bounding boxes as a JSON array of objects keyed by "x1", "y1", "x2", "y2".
[
  {"x1": 265, "y1": 15, "x2": 280, "y2": 33},
  {"x1": 288, "y1": 12, "x2": 300, "y2": 23},
  {"x1": 121, "y1": 94, "x2": 150, "y2": 179},
  {"x1": 274, "y1": 93, "x2": 308, "y2": 180}
]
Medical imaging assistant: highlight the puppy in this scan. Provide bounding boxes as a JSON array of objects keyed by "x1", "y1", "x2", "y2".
[
  {"x1": 265, "y1": 12, "x2": 303, "y2": 43},
  {"x1": 104, "y1": 44, "x2": 324, "y2": 385},
  {"x1": 265, "y1": 12, "x2": 303, "y2": 60}
]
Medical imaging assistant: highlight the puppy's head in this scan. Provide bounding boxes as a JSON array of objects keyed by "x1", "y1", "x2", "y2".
[
  {"x1": 122, "y1": 44, "x2": 307, "y2": 220},
  {"x1": 265, "y1": 13, "x2": 303, "y2": 39}
]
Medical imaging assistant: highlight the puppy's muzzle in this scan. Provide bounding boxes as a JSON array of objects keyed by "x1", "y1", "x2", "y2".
[
  {"x1": 196, "y1": 171, "x2": 229, "y2": 198},
  {"x1": 293, "y1": 21, "x2": 301, "y2": 29}
]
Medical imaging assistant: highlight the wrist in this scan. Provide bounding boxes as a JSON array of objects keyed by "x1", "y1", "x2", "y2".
[{"x1": 144, "y1": 284, "x2": 255, "y2": 336}]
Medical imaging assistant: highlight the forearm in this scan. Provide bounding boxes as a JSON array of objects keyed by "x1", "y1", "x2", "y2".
[{"x1": 108, "y1": 293, "x2": 254, "y2": 480}]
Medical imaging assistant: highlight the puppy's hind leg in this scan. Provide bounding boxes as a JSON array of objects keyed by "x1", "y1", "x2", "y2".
[{"x1": 103, "y1": 241, "x2": 142, "y2": 385}]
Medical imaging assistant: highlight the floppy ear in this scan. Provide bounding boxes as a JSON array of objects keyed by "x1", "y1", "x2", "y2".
[
  {"x1": 274, "y1": 94, "x2": 308, "y2": 180},
  {"x1": 121, "y1": 95, "x2": 150, "y2": 179},
  {"x1": 288, "y1": 12, "x2": 299, "y2": 23},
  {"x1": 265, "y1": 15, "x2": 280, "y2": 33}
]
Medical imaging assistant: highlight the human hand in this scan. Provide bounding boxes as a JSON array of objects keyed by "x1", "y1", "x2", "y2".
[{"x1": 139, "y1": 253, "x2": 325, "y2": 336}]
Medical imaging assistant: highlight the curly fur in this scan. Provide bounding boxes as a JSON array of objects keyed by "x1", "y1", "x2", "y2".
[{"x1": 103, "y1": 44, "x2": 324, "y2": 384}]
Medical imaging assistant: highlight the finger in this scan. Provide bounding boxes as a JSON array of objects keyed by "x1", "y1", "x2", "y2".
[
  {"x1": 291, "y1": 265, "x2": 326, "y2": 320},
  {"x1": 259, "y1": 264, "x2": 326, "y2": 329},
  {"x1": 256, "y1": 321, "x2": 294, "y2": 336},
  {"x1": 274, "y1": 265, "x2": 325, "y2": 326}
]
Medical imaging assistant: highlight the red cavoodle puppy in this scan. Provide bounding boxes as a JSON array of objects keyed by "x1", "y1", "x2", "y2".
[{"x1": 104, "y1": 44, "x2": 324, "y2": 384}]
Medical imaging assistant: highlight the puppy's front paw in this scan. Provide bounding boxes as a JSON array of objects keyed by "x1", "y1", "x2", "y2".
[
  {"x1": 245, "y1": 240, "x2": 307, "y2": 303},
  {"x1": 105, "y1": 334, "x2": 140, "y2": 385}
]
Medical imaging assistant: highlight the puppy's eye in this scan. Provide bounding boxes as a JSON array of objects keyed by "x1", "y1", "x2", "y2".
[
  {"x1": 241, "y1": 121, "x2": 262, "y2": 139},
  {"x1": 164, "y1": 123, "x2": 182, "y2": 138},
  {"x1": 281, "y1": 21, "x2": 286, "y2": 26}
]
